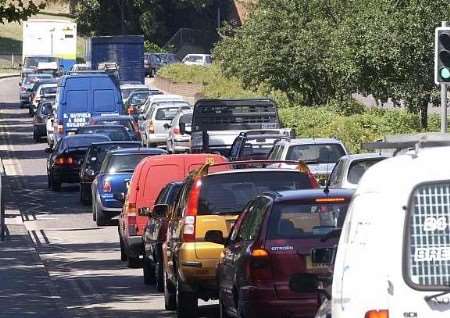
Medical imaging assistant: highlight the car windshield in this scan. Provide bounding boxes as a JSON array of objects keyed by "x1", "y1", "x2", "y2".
[
  {"x1": 267, "y1": 201, "x2": 349, "y2": 239},
  {"x1": 106, "y1": 154, "x2": 149, "y2": 173},
  {"x1": 198, "y1": 171, "x2": 313, "y2": 215},
  {"x1": 24, "y1": 56, "x2": 58, "y2": 68},
  {"x1": 93, "y1": 119, "x2": 134, "y2": 131},
  {"x1": 78, "y1": 127, "x2": 131, "y2": 141},
  {"x1": 129, "y1": 92, "x2": 149, "y2": 105},
  {"x1": 63, "y1": 136, "x2": 109, "y2": 150},
  {"x1": 347, "y1": 158, "x2": 384, "y2": 184},
  {"x1": 156, "y1": 106, "x2": 191, "y2": 121},
  {"x1": 286, "y1": 143, "x2": 346, "y2": 164},
  {"x1": 121, "y1": 89, "x2": 134, "y2": 99}
]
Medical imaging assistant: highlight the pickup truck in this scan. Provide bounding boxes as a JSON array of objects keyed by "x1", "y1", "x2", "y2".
[{"x1": 184, "y1": 98, "x2": 291, "y2": 156}]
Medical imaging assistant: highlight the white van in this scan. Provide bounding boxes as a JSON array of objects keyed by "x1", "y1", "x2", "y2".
[{"x1": 332, "y1": 145, "x2": 450, "y2": 318}]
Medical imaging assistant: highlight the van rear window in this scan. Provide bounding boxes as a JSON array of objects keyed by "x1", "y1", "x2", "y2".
[
  {"x1": 267, "y1": 202, "x2": 348, "y2": 239},
  {"x1": 193, "y1": 103, "x2": 279, "y2": 131},
  {"x1": 405, "y1": 181, "x2": 450, "y2": 289},
  {"x1": 198, "y1": 171, "x2": 312, "y2": 215}
]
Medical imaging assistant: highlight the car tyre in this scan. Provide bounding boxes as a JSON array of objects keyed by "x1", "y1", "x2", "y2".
[
  {"x1": 50, "y1": 173, "x2": 61, "y2": 192},
  {"x1": 143, "y1": 256, "x2": 156, "y2": 285},
  {"x1": 33, "y1": 127, "x2": 40, "y2": 142},
  {"x1": 127, "y1": 256, "x2": 140, "y2": 268},
  {"x1": 164, "y1": 270, "x2": 176, "y2": 310},
  {"x1": 80, "y1": 184, "x2": 91, "y2": 205},
  {"x1": 155, "y1": 260, "x2": 164, "y2": 292},
  {"x1": 176, "y1": 277, "x2": 198, "y2": 318},
  {"x1": 95, "y1": 202, "x2": 108, "y2": 226},
  {"x1": 119, "y1": 234, "x2": 127, "y2": 261}
]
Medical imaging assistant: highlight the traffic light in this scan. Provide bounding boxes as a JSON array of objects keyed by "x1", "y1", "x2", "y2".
[{"x1": 435, "y1": 27, "x2": 450, "y2": 84}]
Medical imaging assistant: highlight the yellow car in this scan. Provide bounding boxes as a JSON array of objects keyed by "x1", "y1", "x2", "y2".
[{"x1": 163, "y1": 162, "x2": 318, "y2": 318}]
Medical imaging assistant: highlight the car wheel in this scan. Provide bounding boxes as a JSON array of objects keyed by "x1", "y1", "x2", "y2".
[
  {"x1": 119, "y1": 234, "x2": 127, "y2": 262},
  {"x1": 92, "y1": 198, "x2": 97, "y2": 221},
  {"x1": 95, "y1": 202, "x2": 108, "y2": 226},
  {"x1": 176, "y1": 277, "x2": 198, "y2": 318},
  {"x1": 33, "y1": 128, "x2": 40, "y2": 142},
  {"x1": 143, "y1": 256, "x2": 156, "y2": 285},
  {"x1": 80, "y1": 184, "x2": 91, "y2": 205},
  {"x1": 219, "y1": 296, "x2": 233, "y2": 318},
  {"x1": 127, "y1": 256, "x2": 140, "y2": 268},
  {"x1": 51, "y1": 173, "x2": 61, "y2": 192},
  {"x1": 164, "y1": 270, "x2": 176, "y2": 310},
  {"x1": 155, "y1": 260, "x2": 164, "y2": 292}
]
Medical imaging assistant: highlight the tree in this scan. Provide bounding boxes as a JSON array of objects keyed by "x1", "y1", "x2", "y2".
[{"x1": 0, "y1": 0, "x2": 45, "y2": 23}]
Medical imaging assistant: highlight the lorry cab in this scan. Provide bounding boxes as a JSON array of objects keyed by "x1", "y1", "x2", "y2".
[
  {"x1": 332, "y1": 144, "x2": 450, "y2": 318},
  {"x1": 54, "y1": 72, "x2": 124, "y2": 141}
]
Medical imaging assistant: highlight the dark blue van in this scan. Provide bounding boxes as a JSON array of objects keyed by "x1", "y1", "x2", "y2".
[{"x1": 54, "y1": 73, "x2": 124, "y2": 141}]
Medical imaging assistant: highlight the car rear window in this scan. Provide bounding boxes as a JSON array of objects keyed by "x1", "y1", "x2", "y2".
[
  {"x1": 267, "y1": 201, "x2": 349, "y2": 239},
  {"x1": 347, "y1": 158, "x2": 384, "y2": 184},
  {"x1": 41, "y1": 86, "x2": 57, "y2": 95},
  {"x1": 106, "y1": 154, "x2": 150, "y2": 173},
  {"x1": 89, "y1": 143, "x2": 139, "y2": 172},
  {"x1": 156, "y1": 106, "x2": 189, "y2": 121},
  {"x1": 286, "y1": 143, "x2": 346, "y2": 164},
  {"x1": 198, "y1": 171, "x2": 313, "y2": 215},
  {"x1": 64, "y1": 136, "x2": 109, "y2": 150},
  {"x1": 78, "y1": 127, "x2": 130, "y2": 141},
  {"x1": 94, "y1": 119, "x2": 134, "y2": 131}
]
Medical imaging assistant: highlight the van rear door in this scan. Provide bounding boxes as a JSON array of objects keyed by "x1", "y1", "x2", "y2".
[{"x1": 92, "y1": 76, "x2": 123, "y2": 116}]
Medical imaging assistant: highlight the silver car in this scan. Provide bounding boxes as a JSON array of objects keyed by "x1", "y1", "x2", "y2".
[
  {"x1": 140, "y1": 99, "x2": 191, "y2": 147},
  {"x1": 327, "y1": 153, "x2": 388, "y2": 189},
  {"x1": 267, "y1": 138, "x2": 348, "y2": 185},
  {"x1": 166, "y1": 109, "x2": 192, "y2": 153}
]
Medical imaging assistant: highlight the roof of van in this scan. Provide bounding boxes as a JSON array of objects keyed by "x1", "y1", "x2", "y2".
[{"x1": 356, "y1": 146, "x2": 450, "y2": 196}]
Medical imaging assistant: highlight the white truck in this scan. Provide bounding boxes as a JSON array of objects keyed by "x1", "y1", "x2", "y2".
[{"x1": 22, "y1": 19, "x2": 77, "y2": 75}]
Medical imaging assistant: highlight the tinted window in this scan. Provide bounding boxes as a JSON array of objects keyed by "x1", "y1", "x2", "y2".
[
  {"x1": 94, "y1": 119, "x2": 134, "y2": 131},
  {"x1": 63, "y1": 136, "x2": 109, "y2": 150},
  {"x1": 179, "y1": 113, "x2": 193, "y2": 125},
  {"x1": 197, "y1": 171, "x2": 313, "y2": 215},
  {"x1": 267, "y1": 201, "x2": 349, "y2": 239},
  {"x1": 41, "y1": 86, "x2": 57, "y2": 95},
  {"x1": 156, "y1": 107, "x2": 187, "y2": 121},
  {"x1": 347, "y1": 158, "x2": 384, "y2": 184},
  {"x1": 236, "y1": 199, "x2": 269, "y2": 241},
  {"x1": 121, "y1": 89, "x2": 133, "y2": 99},
  {"x1": 286, "y1": 143, "x2": 346, "y2": 164},
  {"x1": 106, "y1": 154, "x2": 149, "y2": 173},
  {"x1": 78, "y1": 127, "x2": 130, "y2": 141}
]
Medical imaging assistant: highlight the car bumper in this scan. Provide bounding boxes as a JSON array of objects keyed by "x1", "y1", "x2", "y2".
[
  {"x1": 240, "y1": 287, "x2": 319, "y2": 318},
  {"x1": 147, "y1": 134, "x2": 169, "y2": 145},
  {"x1": 97, "y1": 193, "x2": 122, "y2": 215},
  {"x1": 53, "y1": 167, "x2": 81, "y2": 183}
]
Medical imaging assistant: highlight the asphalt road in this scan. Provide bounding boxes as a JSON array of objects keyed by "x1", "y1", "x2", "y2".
[{"x1": 0, "y1": 77, "x2": 217, "y2": 318}]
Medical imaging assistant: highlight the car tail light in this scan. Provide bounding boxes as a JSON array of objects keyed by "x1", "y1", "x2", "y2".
[
  {"x1": 55, "y1": 156, "x2": 75, "y2": 166},
  {"x1": 365, "y1": 310, "x2": 389, "y2": 318},
  {"x1": 182, "y1": 178, "x2": 202, "y2": 242},
  {"x1": 103, "y1": 180, "x2": 112, "y2": 193},
  {"x1": 248, "y1": 247, "x2": 273, "y2": 282},
  {"x1": 127, "y1": 213, "x2": 137, "y2": 236},
  {"x1": 173, "y1": 127, "x2": 180, "y2": 135},
  {"x1": 148, "y1": 120, "x2": 154, "y2": 133},
  {"x1": 308, "y1": 173, "x2": 319, "y2": 188}
]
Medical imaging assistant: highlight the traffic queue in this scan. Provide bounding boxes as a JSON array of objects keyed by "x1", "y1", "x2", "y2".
[{"x1": 18, "y1": 63, "x2": 450, "y2": 318}]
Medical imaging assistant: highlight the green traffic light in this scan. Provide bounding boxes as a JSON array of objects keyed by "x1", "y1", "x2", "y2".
[{"x1": 441, "y1": 67, "x2": 450, "y2": 80}]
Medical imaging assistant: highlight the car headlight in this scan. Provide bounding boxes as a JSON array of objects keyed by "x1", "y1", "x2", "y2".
[{"x1": 315, "y1": 298, "x2": 331, "y2": 318}]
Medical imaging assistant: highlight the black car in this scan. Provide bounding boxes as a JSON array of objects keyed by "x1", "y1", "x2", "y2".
[
  {"x1": 47, "y1": 134, "x2": 111, "y2": 191},
  {"x1": 88, "y1": 115, "x2": 141, "y2": 141},
  {"x1": 79, "y1": 141, "x2": 141, "y2": 204},
  {"x1": 33, "y1": 100, "x2": 53, "y2": 142},
  {"x1": 143, "y1": 181, "x2": 183, "y2": 290},
  {"x1": 77, "y1": 125, "x2": 132, "y2": 141}
]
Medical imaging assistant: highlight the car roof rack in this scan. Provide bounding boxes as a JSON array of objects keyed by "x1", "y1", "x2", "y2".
[{"x1": 363, "y1": 133, "x2": 450, "y2": 155}]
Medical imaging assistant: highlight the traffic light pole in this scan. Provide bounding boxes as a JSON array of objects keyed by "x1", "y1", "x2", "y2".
[
  {"x1": 441, "y1": 21, "x2": 448, "y2": 133},
  {"x1": 441, "y1": 82, "x2": 447, "y2": 133}
]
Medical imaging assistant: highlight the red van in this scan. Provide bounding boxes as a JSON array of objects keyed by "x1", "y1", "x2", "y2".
[{"x1": 118, "y1": 154, "x2": 228, "y2": 267}]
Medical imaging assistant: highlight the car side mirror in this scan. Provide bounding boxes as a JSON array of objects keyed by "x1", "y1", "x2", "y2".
[
  {"x1": 152, "y1": 204, "x2": 169, "y2": 218},
  {"x1": 204, "y1": 230, "x2": 225, "y2": 245},
  {"x1": 45, "y1": 147, "x2": 53, "y2": 153},
  {"x1": 163, "y1": 123, "x2": 171, "y2": 129},
  {"x1": 113, "y1": 192, "x2": 125, "y2": 203}
]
